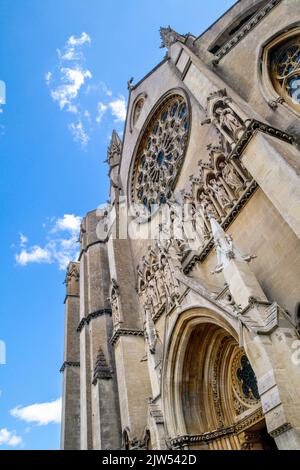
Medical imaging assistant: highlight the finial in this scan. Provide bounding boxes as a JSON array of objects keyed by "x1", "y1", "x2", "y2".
[
  {"x1": 159, "y1": 26, "x2": 187, "y2": 49},
  {"x1": 127, "y1": 77, "x2": 134, "y2": 90}
]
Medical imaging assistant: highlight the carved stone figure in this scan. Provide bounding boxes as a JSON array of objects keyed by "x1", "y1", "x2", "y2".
[
  {"x1": 220, "y1": 162, "x2": 244, "y2": 193},
  {"x1": 144, "y1": 308, "x2": 158, "y2": 354},
  {"x1": 110, "y1": 279, "x2": 121, "y2": 328},
  {"x1": 215, "y1": 106, "x2": 245, "y2": 142},
  {"x1": 199, "y1": 192, "x2": 219, "y2": 221},
  {"x1": 208, "y1": 178, "x2": 232, "y2": 208}
]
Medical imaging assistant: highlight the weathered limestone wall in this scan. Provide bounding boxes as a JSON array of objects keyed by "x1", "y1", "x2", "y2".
[{"x1": 114, "y1": 336, "x2": 152, "y2": 442}]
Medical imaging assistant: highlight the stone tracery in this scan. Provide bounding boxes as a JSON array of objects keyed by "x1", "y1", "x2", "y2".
[
  {"x1": 270, "y1": 36, "x2": 300, "y2": 109},
  {"x1": 131, "y1": 94, "x2": 190, "y2": 212}
]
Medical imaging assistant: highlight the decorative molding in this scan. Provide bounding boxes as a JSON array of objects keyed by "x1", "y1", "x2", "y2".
[
  {"x1": 60, "y1": 361, "x2": 80, "y2": 373},
  {"x1": 110, "y1": 328, "x2": 144, "y2": 346},
  {"x1": 77, "y1": 308, "x2": 112, "y2": 332},
  {"x1": 228, "y1": 119, "x2": 294, "y2": 161},
  {"x1": 168, "y1": 408, "x2": 263, "y2": 449},
  {"x1": 212, "y1": 0, "x2": 283, "y2": 64},
  {"x1": 269, "y1": 422, "x2": 292, "y2": 438}
]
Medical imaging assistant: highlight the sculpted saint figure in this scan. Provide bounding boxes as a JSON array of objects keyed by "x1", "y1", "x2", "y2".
[
  {"x1": 220, "y1": 162, "x2": 244, "y2": 193},
  {"x1": 215, "y1": 106, "x2": 245, "y2": 142},
  {"x1": 209, "y1": 178, "x2": 231, "y2": 208}
]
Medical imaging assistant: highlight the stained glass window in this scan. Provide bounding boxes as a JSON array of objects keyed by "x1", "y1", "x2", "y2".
[
  {"x1": 270, "y1": 39, "x2": 300, "y2": 108},
  {"x1": 131, "y1": 94, "x2": 190, "y2": 213},
  {"x1": 237, "y1": 355, "x2": 260, "y2": 401}
]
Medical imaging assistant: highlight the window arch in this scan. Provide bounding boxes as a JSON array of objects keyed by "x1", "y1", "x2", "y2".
[{"x1": 262, "y1": 27, "x2": 300, "y2": 113}]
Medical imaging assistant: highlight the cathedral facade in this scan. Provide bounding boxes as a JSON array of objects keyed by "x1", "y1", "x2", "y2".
[{"x1": 60, "y1": 0, "x2": 300, "y2": 450}]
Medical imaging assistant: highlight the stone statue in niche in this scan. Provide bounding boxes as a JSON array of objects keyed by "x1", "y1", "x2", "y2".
[
  {"x1": 199, "y1": 192, "x2": 219, "y2": 221},
  {"x1": 214, "y1": 105, "x2": 245, "y2": 143},
  {"x1": 110, "y1": 278, "x2": 121, "y2": 327},
  {"x1": 208, "y1": 178, "x2": 232, "y2": 209},
  {"x1": 219, "y1": 162, "x2": 244, "y2": 194},
  {"x1": 144, "y1": 307, "x2": 158, "y2": 354},
  {"x1": 192, "y1": 203, "x2": 210, "y2": 245}
]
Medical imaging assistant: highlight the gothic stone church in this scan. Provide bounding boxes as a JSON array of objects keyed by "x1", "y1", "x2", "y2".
[{"x1": 60, "y1": 0, "x2": 300, "y2": 450}]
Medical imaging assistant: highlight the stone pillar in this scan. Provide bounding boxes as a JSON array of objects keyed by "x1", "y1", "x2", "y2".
[
  {"x1": 90, "y1": 315, "x2": 122, "y2": 450},
  {"x1": 60, "y1": 262, "x2": 81, "y2": 450},
  {"x1": 79, "y1": 210, "x2": 122, "y2": 449},
  {"x1": 79, "y1": 252, "x2": 93, "y2": 449},
  {"x1": 210, "y1": 217, "x2": 300, "y2": 449}
]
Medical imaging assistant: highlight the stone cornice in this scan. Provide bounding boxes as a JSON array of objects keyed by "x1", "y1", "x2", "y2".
[
  {"x1": 60, "y1": 361, "x2": 80, "y2": 373},
  {"x1": 269, "y1": 422, "x2": 292, "y2": 438},
  {"x1": 63, "y1": 293, "x2": 79, "y2": 304},
  {"x1": 228, "y1": 119, "x2": 294, "y2": 160},
  {"x1": 212, "y1": 0, "x2": 283, "y2": 65},
  {"x1": 110, "y1": 328, "x2": 144, "y2": 346},
  {"x1": 77, "y1": 308, "x2": 112, "y2": 332},
  {"x1": 78, "y1": 239, "x2": 108, "y2": 261}
]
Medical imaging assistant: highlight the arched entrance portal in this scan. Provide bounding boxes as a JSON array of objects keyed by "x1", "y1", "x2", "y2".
[{"x1": 163, "y1": 310, "x2": 277, "y2": 450}]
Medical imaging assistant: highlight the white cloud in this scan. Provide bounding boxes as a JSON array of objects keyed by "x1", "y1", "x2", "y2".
[
  {"x1": 67, "y1": 104, "x2": 78, "y2": 114},
  {"x1": 19, "y1": 233, "x2": 28, "y2": 247},
  {"x1": 69, "y1": 121, "x2": 90, "y2": 147},
  {"x1": 46, "y1": 32, "x2": 93, "y2": 147},
  {"x1": 109, "y1": 96, "x2": 127, "y2": 122},
  {"x1": 46, "y1": 31, "x2": 126, "y2": 147},
  {"x1": 15, "y1": 214, "x2": 81, "y2": 270},
  {"x1": 53, "y1": 214, "x2": 81, "y2": 233},
  {"x1": 15, "y1": 246, "x2": 52, "y2": 266},
  {"x1": 96, "y1": 101, "x2": 108, "y2": 123},
  {"x1": 67, "y1": 32, "x2": 91, "y2": 47},
  {"x1": 0, "y1": 428, "x2": 23, "y2": 447},
  {"x1": 11, "y1": 398, "x2": 62, "y2": 426},
  {"x1": 45, "y1": 71, "x2": 52, "y2": 85},
  {"x1": 51, "y1": 66, "x2": 92, "y2": 111}
]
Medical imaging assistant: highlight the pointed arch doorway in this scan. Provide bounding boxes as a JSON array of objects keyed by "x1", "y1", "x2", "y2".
[{"x1": 163, "y1": 309, "x2": 277, "y2": 450}]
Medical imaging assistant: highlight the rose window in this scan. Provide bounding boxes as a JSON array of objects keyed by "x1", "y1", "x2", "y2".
[
  {"x1": 131, "y1": 94, "x2": 190, "y2": 212},
  {"x1": 270, "y1": 38, "x2": 300, "y2": 108}
]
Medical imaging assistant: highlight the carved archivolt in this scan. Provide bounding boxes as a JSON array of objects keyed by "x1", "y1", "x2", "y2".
[{"x1": 163, "y1": 311, "x2": 266, "y2": 450}]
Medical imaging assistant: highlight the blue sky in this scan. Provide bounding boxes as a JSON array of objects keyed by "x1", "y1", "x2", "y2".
[{"x1": 0, "y1": 0, "x2": 235, "y2": 450}]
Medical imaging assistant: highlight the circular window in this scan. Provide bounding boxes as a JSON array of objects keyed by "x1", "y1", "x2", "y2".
[
  {"x1": 270, "y1": 37, "x2": 300, "y2": 109},
  {"x1": 131, "y1": 94, "x2": 190, "y2": 213},
  {"x1": 231, "y1": 350, "x2": 260, "y2": 407}
]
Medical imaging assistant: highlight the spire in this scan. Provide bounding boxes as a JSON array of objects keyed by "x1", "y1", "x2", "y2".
[
  {"x1": 107, "y1": 130, "x2": 122, "y2": 166},
  {"x1": 209, "y1": 216, "x2": 255, "y2": 273}
]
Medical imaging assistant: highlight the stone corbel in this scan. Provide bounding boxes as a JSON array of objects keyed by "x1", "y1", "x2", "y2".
[{"x1": 238, "y1": 299, "x2": 283, "y2": 336}]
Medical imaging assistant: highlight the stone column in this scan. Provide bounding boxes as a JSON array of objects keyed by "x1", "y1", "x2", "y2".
[
  {"x1": 60, "y1": 262, "x2": 81, "y2": 450},
  {"x1": 210, "y1": 217, "x2": 300, "y2": 449}
]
